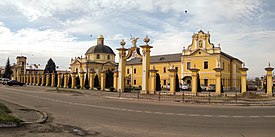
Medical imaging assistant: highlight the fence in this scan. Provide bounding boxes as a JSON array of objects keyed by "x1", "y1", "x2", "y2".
[{"x1": 89, "y1": 90, "x2": 266, "y2": 104}]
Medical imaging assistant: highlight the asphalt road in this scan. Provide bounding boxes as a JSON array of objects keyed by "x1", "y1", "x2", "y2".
[{"x1": 0, "y1": 85, "x2": 275, "y2": 137}]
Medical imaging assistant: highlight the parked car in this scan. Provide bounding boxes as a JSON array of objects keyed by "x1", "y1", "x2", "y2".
[
  {"x1": 1, "y1": 78, "x2": 10, "y2": 85},
  {"x1": 166, "y1": 84, "x2": 170, "y2": 90},
  {"x1": 207, "y1": 84, "x2": 215, "y2": 92},
  {"x1": 200, "y1": 85, "x2": 207, "y2": 91},
  {"x1": 181, "y1": 84, "x2": 190, "y2": 91},
  {"x1": 7, "y1": 80, "x2": 24, "y2": 86}
]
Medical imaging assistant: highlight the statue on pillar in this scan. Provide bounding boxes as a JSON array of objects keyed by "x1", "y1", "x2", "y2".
[{"x1": 130, "y1": 37, "x2": 139, "y2": 47}]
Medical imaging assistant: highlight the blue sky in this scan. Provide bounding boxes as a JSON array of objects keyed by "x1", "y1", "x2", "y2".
[{"x1": 0, "y1": 0, "x2": 275, "y2": 77}]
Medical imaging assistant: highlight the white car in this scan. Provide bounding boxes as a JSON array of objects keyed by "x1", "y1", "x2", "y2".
[{"x1": 181, "y1": 84, "x2": 190, "y2": 90}]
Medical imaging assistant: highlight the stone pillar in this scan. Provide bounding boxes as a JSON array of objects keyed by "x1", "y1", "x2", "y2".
[
  {"x1": 214, "y1": 68, "x2": 222, "y2": 95},
  {"x1": 26, "y1": 74, "x2": 29, "y2": 85},
  {"x1": 189, "y1": 68, "x2": 200, "y2": 94},
  {"x1": 117, "y1": 40, "x2": 127, "y2": 93},
  {"x1": 33, "y1": 73, "x2": 37, "y2": 85},
  {"x1": 51, "y1": 73, "x2": 55, "y2": 87},
  {"x1": 101, "y1": 70, "x2": 106, "y2": 91},
  {"x1": 113, "y1": 70, "x2": 118, "y2": 91},
  {"x1": 57, "y1": 73, "x2": 62, "y2": 88},
  {"x1": 37, "y1": 74, "x2": 41, "y2": 86},
  {"x1": 63, "y1": 73, "x2": 68, "y2": 88},
  {"x1": 168, "y1": 68, "x2": 177, "y2": 94},
  {"x1": 265, "y1": 65, "x2": 274, "y2": 96},
  {"x1": 24, "y1": 74, "x2": 27, "y2": 84},
  {"x1": 41, "y1": 74, "x2": 45, "y2": 86},
  {"x1": 79, "y1": 71, "x2": 85, "y2": 89},
  {"x1": 149, "y1": 68, "x2": 158, "y2": 94},
  {"x1": 89, "y1": 70, "x2": 95, "y2": 90},
  {"x1": 71, "y1": 72, "x2": 77, "y2": 89},
  {"x1": 46, "y1": 73, "x2": 50, "y2": 86},
  {"x1": 140, "y1": 36, "x2": 153, "y2": 94},
  {"x1": 240, "y1": 67, "x2": 249, "y2": 93},
  {"x1": 29, "y1": 74, "x2": 33, "y2": 85},
  {"x1": 17, "y1": 72, "x2": 21, "y2": 82}
]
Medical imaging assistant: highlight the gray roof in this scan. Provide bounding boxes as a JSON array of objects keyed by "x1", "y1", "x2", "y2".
[
  {"x1": 126, "y1": 53, "x2": 182, "y2": 65},
  {"x1": 85, "y1": 44, "x2": 115, "y2": 55}
]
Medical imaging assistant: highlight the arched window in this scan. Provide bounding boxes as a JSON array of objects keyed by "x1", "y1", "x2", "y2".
[
  {"x1": 96, "y1": 54, "x2": 100, "y2": 59},
  {"x1": 76, "y1": 68, "x2": 78, "y2": 73}
]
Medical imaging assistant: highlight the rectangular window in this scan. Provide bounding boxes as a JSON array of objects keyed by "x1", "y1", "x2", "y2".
[
  {"x1": 96, "y1": 54, "x2": 100, "y2": 59},
  {"x1": 163, "y1": 67, "x2": 166, "y2": 73},
  {"x1": 204, "y1": 61, "x2": 208, "y2": 69},
  {"x1": 127, "y1": 69, "x2": 129, "y2": 74},
  {"x1": 134, "y1": 80, "x2": 136, "y2": 85},
  {"x1": 187, "y1": 62, "x2": 191, "y2": 69},
  {"x1": 134, "y1": 68, "x2": 136, "y2": 74},
  {"x1": 164, "y1": 80, "x2": 166, "y2": 85},
  {"x1": 107, "y1": 55, "x2": 110, "y2": 60}
]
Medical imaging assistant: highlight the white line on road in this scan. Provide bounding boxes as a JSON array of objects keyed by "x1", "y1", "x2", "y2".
[
  {"x1": 218, "y1": 115, "x2": 229, "y2": 118},
  {"x1": 1, "y1": 88, "x2": 275, "y2": 119}
]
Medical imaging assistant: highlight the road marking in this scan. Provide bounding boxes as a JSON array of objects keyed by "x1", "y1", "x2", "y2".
[
  {"x1": 218, "y1": 115, "x2": 229, "y2": 118},
  {"x1": 154, "y1": 112, "x2": 163, "y2": 114},
  {"x1": 203, "y1": 115, "x2": 213, "y2": 117},
  {"x1": 1, "y1": 88, "x2": 275, "y2": 119},
  {"x1": 189, "y1": 114, "x2": 200, "y2": 117}
]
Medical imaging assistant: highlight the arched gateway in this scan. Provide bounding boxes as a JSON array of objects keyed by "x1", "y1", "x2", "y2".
[{"x1": 116, "y1": 36, "x2": 152, "y2": 94}]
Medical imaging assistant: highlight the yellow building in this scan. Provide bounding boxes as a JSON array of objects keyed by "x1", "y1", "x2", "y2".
[
  {"x1": 126, "y1": 30, "x2": 242, "y2": 91},
  {"x1": 70, "y1": 35, "x2": 116, "y2": 77}
]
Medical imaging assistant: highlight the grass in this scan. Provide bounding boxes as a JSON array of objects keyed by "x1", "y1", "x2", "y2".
[{"x1": 0, "y1": 103, "x2": 21, "y2": 123}]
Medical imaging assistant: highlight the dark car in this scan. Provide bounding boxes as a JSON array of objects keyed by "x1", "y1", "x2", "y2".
[{"x1": 7, "y1": 80, "x2": 24, "y2": 86}]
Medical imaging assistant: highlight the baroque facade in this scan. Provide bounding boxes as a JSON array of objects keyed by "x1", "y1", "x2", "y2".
[
  {"x1": 126, "y1": 30, "x2": 242, "y2": 90},
  {"x1": 70, "y1": 35, "x2": 116, "y2": 78}
]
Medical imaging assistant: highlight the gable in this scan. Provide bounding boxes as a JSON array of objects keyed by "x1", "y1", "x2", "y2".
[{"x1": 188, "y1": 49, "x2": 212, "y2": 57}]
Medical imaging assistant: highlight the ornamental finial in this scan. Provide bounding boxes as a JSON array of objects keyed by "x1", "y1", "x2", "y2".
[
  {"x1": 268, "y1": 62, "x2": 271, "y2": 67},
  {"x1": 120, "y1": 39, "x2": 126, "y2": 48},
  {"x1": 143, "y1": 35, "x2": 150, "y2": 45}
]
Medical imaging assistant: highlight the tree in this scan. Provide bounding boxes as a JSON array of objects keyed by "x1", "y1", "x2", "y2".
[
  {"x1": 44, "y1": 58, "x2": 57, "y2": 73},
  {"x1": 61, "y1": 74, "x2": 64, "y2": 87},
  {"x1": 68, "y1": 74, "x2": 72, "y2": 88},
  {"x1": 175, "y1": 74, "x2": 180, "y2": 92},
  {"x1": 54, "y1": 73, "x2": 58, "y2": 87},
  {"x1": 197, "y1": 74, "x2": 202, "y2": 92},
  {"x1": 156, "y1": 73, "x2": 161, "y2": 91},
  {"x1": 84, "y1": 74, "x2": 90, "y2": 89},
  {"x1": 76, "y1": 75, "x2": 80, "y2": 89},
  {"x1": 105, "y1": 69, "x2": 113, "y2": 88},
  {"x1": 94, "y1": 74, "x2": 99, "y2": 88},
  {"x1": 3, "y1": 58, "x2": 12, "y2": 79}
]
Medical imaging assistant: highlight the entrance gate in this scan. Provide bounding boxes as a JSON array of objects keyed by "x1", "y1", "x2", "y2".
[{"x1": 117, "y1": 36, "x2": 152, "y2": 93}]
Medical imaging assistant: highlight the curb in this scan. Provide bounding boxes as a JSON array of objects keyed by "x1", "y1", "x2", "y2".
[
  {"x1": 0, "y1": 98, "x2": 48, "y2": 127},
  {"x1": 20, "y1": 109, "x2": 48, "y2": 124}
]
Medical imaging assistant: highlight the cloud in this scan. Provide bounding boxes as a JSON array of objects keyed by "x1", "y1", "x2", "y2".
[{"x1": 0, "y1": 0, "x2": 275, "y2": 77}]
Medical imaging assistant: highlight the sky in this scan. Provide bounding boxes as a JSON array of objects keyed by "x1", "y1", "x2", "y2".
[{"x1": 0, "y1": 0, "x2": 275, "y2": 78}]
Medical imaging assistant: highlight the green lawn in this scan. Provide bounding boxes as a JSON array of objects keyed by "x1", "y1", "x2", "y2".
[{"x1": 0, "y1": 103, "x2": 21, "y2": 123}]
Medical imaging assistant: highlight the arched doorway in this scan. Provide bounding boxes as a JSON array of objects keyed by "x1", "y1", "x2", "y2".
[{"x1": 182, "y1": 76, "x2": 192, "y2": 85}]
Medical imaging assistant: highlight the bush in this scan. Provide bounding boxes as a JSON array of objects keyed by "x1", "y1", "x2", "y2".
[
  {"x1": 109, "y1": 87, "x2": 115, "y2": 92},
  {"x1": 97, "y1": 86, "x2": 101, "y2": 90}
]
